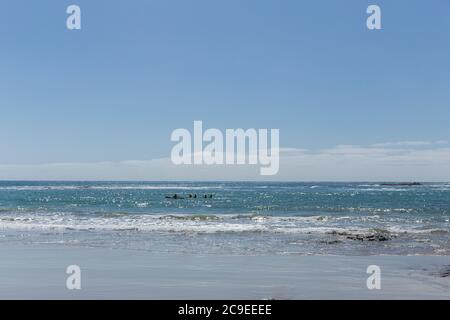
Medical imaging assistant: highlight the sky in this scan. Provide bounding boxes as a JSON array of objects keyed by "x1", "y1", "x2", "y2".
[{"x1": 1, "y1": 0, "x2": 450, "y2": 181}]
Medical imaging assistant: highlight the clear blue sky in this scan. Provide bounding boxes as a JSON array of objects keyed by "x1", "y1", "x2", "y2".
[{"x1": 1, "y1": 0, "x2": 450, "y2": 180}]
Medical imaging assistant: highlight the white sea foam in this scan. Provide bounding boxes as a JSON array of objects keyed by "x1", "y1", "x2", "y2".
[{"x1": 0, "y1": 212, "x2": 447, "y2": 236}]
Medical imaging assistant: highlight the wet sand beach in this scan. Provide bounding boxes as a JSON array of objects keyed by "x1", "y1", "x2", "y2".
[{"x1": 0, "y1": 244, "x2": 449, "y2": 299}]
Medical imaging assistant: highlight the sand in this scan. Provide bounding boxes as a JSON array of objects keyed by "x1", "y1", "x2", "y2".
[{"x1": 0, "y1": 243, "x2": 449, "y2": 299}]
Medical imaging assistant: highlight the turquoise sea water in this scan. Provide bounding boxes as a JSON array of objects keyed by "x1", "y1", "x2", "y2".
[{"x1": 0, "y1": 181, "x2": 449, "y2": 255}]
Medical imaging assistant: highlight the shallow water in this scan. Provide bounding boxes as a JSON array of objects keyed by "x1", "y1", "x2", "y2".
[{"x1": 0, "y1": 181, "x2": 449, "y2": 255}]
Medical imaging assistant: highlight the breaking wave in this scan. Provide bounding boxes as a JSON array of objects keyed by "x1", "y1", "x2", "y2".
[{"x1": 0, "y1": 211, "x2": 448, "y2": 236}]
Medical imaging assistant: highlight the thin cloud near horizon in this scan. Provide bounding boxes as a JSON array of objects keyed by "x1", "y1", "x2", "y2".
[
  {"x1": 1, "y1": 141, "x2": 450, "y2": 182},
  {"x1": 370, "y1": 140, "x2": 448, "y2": 148}
]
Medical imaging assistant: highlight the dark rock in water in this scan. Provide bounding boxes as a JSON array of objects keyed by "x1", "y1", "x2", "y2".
[
  {"x1": 437, "y1": 266, "x2": 450, "y2": 278},
  {"x1": 346, "y1": 233, "x2": 390, "y2": 242},
  {"x1": 327, "y1": 229, "x2": 393, "y2": 242},
  {"x1": 381, "y1": 182, "x2": 421, "y2": 187},
  {"x1": 320, "y1": 239, "x2": 343, "y2": 245}
]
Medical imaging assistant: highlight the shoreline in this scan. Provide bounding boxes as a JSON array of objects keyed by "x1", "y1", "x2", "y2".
[{"x1": 0, "y1": 243, "x2": 449, "y2": 299}]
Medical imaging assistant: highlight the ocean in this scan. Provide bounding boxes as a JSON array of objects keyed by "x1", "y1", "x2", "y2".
[{"x1": 0, "y1": 181, "x2": 449, "y2": 255}]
